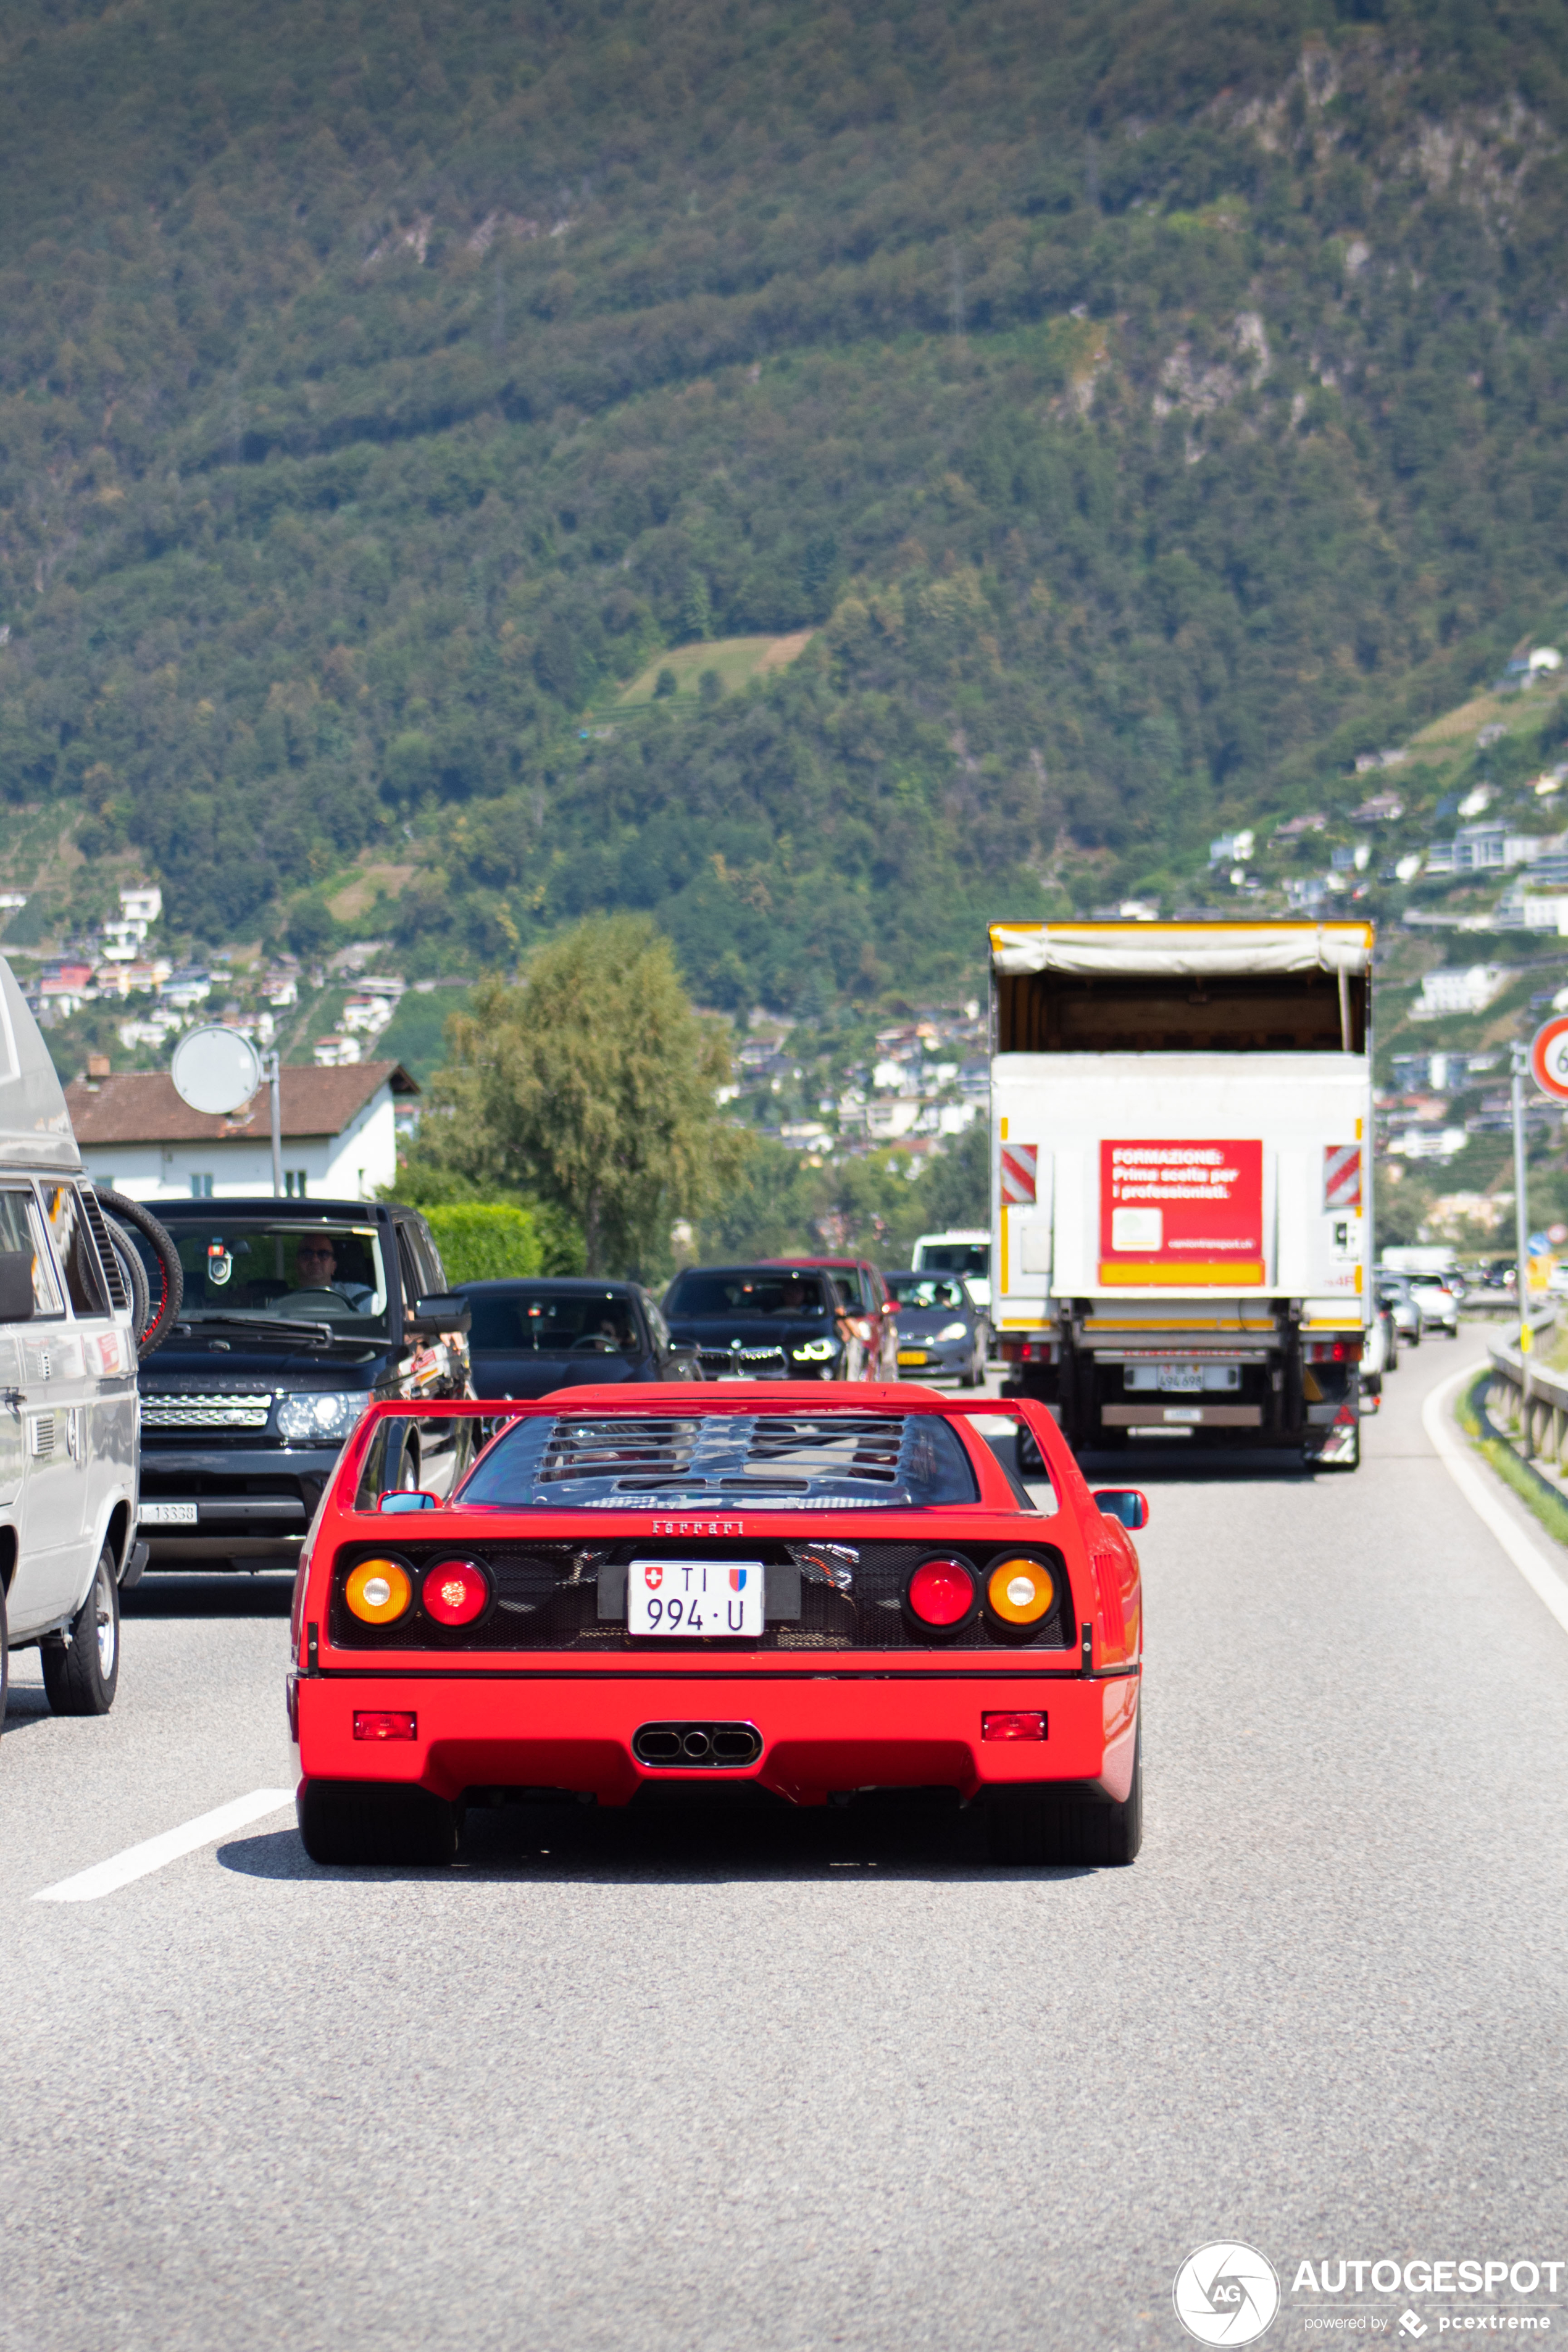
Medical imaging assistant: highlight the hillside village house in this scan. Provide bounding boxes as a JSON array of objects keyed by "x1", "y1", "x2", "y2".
[
  {"x1": 63, "y1": 1059, "x2": 418, "y2": 1201},
  {"x1": 1410, "y1": 966, "x2": 1506, "y2": 1021}
]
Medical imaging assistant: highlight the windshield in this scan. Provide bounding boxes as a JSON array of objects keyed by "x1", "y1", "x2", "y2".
[
  {"x1": 469, "y1": 1288, "x2": 640, "y2": 1354},
  {"x1": 458, "y1": 1409, "x2": 982, "y2": 1510},
  {"x1": 887, "y1": 1275, "x2": 967, "y2": 1311},
  {"x1": 665, "y1": 1269, "x2": 832, "y2": 1320},
  {"x1": 917, "y1": 1243, "x2": 989, "y2": 1279},
  {"x1": 128, "y1": 1216, "x2": 391, "y2": 1340}
]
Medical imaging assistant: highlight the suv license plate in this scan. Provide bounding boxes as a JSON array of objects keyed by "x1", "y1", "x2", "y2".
[
  {"x1": 140, "y1": 1503, "x2": 198, "y2": 1525},
  {"x1": 629, "y1": 1558, "x2": 765, "y2": 1638}
]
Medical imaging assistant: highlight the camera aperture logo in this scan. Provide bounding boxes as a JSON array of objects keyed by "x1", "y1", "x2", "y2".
[{"x1": 1175, "y1": 2244, "x2": 1282, "y2": 2346}]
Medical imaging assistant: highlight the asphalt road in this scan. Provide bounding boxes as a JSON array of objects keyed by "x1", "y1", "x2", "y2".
[{"x1": 3, "y1": 1340, "x2": 1567, "y2": 2352}]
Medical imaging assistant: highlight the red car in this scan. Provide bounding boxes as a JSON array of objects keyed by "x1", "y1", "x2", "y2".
[
  {"x1": 765, "y1": 1255, "x2": 899, "y2": 1379},
  {"x1": 288, "y1": 1385, "x2": 1145, "y2": 1869}
]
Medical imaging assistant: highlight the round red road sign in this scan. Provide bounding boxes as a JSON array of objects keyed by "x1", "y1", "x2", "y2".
[{"x1": 1530, "y1": 1016, "x2": 1568, "y2": 1099}]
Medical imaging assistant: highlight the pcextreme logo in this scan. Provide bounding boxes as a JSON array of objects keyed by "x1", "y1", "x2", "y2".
[{"x1": 1174, "y1": 2244, "x2": 1283, "y2": 2346}]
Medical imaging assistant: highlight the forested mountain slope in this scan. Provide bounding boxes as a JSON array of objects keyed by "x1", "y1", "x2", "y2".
[{"x1": 2, "y1": 0, "x2": 1566, "y2": 1007}]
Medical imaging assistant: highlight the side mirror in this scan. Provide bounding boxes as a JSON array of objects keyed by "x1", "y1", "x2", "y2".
[
  {"x1": 0, "y1": 1251, "x2": 34, "y2": 1324},
  {"x1": 1093, "y1": 1488, "x2": 1149, "y2": 1531},
  {"x1": 377, "y1": 1490, "x2": 440, "y2": 1514},
  {"x1": 408, "y1": 1292, "x2": 472, "y2": 1337}
]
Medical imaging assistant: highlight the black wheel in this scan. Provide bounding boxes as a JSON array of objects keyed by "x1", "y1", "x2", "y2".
[
  {"x1": 95, "y1": 1187, "x2": 183, "y2": 1357},
  {"x1": 41, "y1": 1545, "x2": 120, "y2": 1716},
  {"x1": 987, "y1": 1732, "x2": 1142, "y2": 1867},
  {"x1": 1, "y1": 1576, "x2": 9, "y2": 1727},
  {"x1": 961, "y1": 1345, "x2": 983, "y2": 1389},
  {"x1": 298, "y1": 1779, "x2": 462, "y2": 1866}
]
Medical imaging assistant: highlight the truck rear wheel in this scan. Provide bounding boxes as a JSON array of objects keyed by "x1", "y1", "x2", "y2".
[
  {"x1": 41, "y1": 1546, "x2": 120, "y2": 1716},
  {"x1": 298, "y1": 1779, "x2": 462, "y2": 1866}
]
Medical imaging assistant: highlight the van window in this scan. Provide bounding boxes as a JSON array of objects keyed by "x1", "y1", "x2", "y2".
[
  {"x1": 38, "y1": 1183, "x2": 109, "y2": 1317},
  {"x1": 0, "y1": 1189, "x2": 64, "y2": 1317}
]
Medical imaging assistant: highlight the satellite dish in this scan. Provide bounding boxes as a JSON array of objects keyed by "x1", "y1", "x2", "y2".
[{"x1": 171, "y1": 1025, "x2": 263, "y2": 1117}]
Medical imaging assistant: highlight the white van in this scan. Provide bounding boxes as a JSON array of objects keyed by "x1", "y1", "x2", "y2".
[{"x1": 1, "y1": 959, "x2": 143, "y2": 1722}]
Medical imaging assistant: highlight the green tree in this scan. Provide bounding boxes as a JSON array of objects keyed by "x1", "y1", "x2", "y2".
[
  {"x1": 915, "y1": 1122, "x2": 988, "y2": 1233},
  {"x1": 418, "y1": 914, "x2": 745, "y2": 1275}
]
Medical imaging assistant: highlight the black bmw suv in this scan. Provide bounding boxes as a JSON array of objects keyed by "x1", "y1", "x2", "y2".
[
  {"x1": 123, "y1": 1197, "x2": 472, "y2": 1572},
  {"x1": 662, "y1": 1263, "x2": 849, "y2": 1380}
]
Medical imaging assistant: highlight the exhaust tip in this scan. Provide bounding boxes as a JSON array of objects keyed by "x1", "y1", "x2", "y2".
[{"x1": 634, "y1": 1721, "x2": 762, "y2": 1770}]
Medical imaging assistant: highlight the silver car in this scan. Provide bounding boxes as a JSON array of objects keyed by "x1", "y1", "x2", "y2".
[{"x1": 885, "y1": 1271, "x2": 991, "y2": 1387}]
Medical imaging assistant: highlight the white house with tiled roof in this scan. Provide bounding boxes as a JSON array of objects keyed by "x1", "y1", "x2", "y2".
[{"x1": 63, "y1": 1059, "x2": 419, "y2": 1201}]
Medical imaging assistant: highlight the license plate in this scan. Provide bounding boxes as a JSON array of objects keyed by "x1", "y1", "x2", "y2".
[
  {"x1": 628, "y1": 1558, "x2": 765, "y2": 1638},
  {"x1": 897, "y1": 1349, "x2": 929, "y2": 1366},
  {"x1": 140, "y1": 1502, "x2": 198, "y2": 1525},
  {"x1": 1159, "y1": 1367, "x2": 1203, "y2": 1393}
]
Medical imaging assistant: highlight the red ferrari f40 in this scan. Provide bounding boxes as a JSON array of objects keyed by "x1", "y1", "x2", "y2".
[{"x1": 287, "y1": 1385, "x2": 1145, "y2": 1867}]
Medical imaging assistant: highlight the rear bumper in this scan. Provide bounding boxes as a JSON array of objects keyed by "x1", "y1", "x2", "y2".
[{"x1": 293, "y1": 1665, "x2": 1140, "y2": 1808}]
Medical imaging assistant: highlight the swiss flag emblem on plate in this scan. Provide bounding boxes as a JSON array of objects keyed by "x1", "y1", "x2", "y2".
[{"x1": 643, "y1": 1564, "x2": 663, "y2": 1590}]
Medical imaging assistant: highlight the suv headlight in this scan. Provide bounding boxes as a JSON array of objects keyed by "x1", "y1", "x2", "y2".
[
  {"x1": 937, "y1": 1321, "x2": 969, "y2": 1341},
  {"x1": 791, "y1": 1338, "x2": 838, "y2": 1362},
  {"x1": 276, "y1": 1391, "x2": 367, "y2": 1443}
]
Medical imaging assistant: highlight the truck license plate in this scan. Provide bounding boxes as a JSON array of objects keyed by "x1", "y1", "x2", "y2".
[
  {"x1": 1159, "y1": 1366, "x2": 1203, "y2": 1393},
  {"x1": 140, "y1": 1502, "x2": 198, "y2": 1525},
  {"x1": 628, "y1": 1558, "x2": 764, "y2": 1638}
]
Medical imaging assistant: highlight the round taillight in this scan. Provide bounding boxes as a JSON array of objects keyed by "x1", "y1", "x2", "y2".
[
  {"x1": 345, "y1": 1557, "x2": 412, "y2": 1625},
  {"x1": 422, "y1": 1558, "x2": 490, "y2": 1627},
  {"x1": 986, "y1": 1556, "x2": 1055, "y2": 1626},
  {"x1": 906, "y1": 1556, "x2": 976, "y2": 1628}
]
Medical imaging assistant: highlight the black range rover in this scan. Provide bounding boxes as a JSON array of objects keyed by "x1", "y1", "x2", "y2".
[{"x1": 123, "y1": 1198, "x2": 472, "y2": 1571}]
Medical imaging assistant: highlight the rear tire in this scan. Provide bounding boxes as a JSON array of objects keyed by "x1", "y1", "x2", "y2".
[
  {"x1": 297, "y1": 1779, "x2": 462, "y2": 1866},
  {"x1": 41, "y1": 1546, "x2": 120, "y2": 1716},
  {"x1": 1, "y1": 1578, "x2": 9, "y2": 1727},
  {"x1": 987, "y1": 1732, "x2": 1142, "y2": 1867}
]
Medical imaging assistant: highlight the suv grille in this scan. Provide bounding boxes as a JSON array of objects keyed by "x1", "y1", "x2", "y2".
[
  {"x1": 695, "y1": 1346, "x2": 787, "y2": 1375},
  {"x1": 142, "y1": 1393, "x2": 274, "y2": 1430},
  {"x1": 330, "y1": 1538, "x2": 1074, "y2": 1654}
]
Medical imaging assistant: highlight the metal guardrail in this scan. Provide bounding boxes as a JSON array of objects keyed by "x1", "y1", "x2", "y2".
[{"x1": 1485, "y1": 1314, "x2": 1566, "y2": 1461}]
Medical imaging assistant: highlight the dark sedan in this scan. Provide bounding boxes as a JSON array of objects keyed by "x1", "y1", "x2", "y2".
[
  {"x1": 884, "y1": 1270, "x2": 990, "y2": 1386},
  {"x1": 662, "y1": 1264, "x2": 847, "y2": 1380},
  {"x1": 455, "y1": 1278, "x2": 700, "y2": 1399}
]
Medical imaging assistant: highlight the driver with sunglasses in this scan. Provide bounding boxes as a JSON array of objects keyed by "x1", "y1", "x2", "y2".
[{"x1": 293, "y1": 1234, "x2": 373, "y2": 1309}]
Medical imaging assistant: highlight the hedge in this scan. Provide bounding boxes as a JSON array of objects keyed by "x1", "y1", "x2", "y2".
[{"x1": 423, "y1": 1203, "x2": 543, "y2": 1285}]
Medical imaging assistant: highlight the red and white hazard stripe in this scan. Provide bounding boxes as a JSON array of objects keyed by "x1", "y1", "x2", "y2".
[
  {"x1": 1322, "y1": 1143, "x2": 1362, "y2": 1212},
  {"x1": 1001, "y1": 1142, "x2": 1038, "y2": 1206}
]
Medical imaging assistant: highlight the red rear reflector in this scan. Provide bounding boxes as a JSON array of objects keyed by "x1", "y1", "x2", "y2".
[
  {"x1": 982, "y1": 1711, "x2": 1046, "y2": 1741},
  {"x1": 354, "y1": 1710, "x2": 417, "y2": 1741},
  {"x1": 906, "y1": 1556, "x2": 975, "y2": 1627}
]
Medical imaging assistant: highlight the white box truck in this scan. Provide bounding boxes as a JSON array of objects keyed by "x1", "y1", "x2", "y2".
[{"x1": 988, "y1": 920, "x2": 1373, "y2": 1470}]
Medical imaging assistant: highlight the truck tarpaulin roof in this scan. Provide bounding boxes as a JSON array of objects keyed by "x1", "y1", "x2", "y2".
[{"x1": 988, "y1": 922, "x2": 1374, "y2": 980}]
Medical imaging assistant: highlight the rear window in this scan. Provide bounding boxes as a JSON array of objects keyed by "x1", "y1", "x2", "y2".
[
  {"x1": 457, "y1": 1410, "x2": 982, "y2": 1511},
  {"x1": 665, "y1": 1270, "x2": 832, "y2": 1319},
  {"x1": 917, "y1": 1243, "x2": 990, "y2": 1280}
]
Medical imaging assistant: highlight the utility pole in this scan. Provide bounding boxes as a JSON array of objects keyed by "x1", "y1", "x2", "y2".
[
  {"x1": 266, "y1": 1050, "x2": 283, "y2": 1199},
  {"x1": 1511, "y1": 1036, "x2": 1531, "y2": 1360}
]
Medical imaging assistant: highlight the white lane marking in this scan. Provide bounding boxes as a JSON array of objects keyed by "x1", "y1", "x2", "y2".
[
  {"x1": 34, "y1": 1788, "x2": 294, "y2": 1903},
  {"x1": 1424, "y1": 1361, "x2": 1568, "y2": 1639}
]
